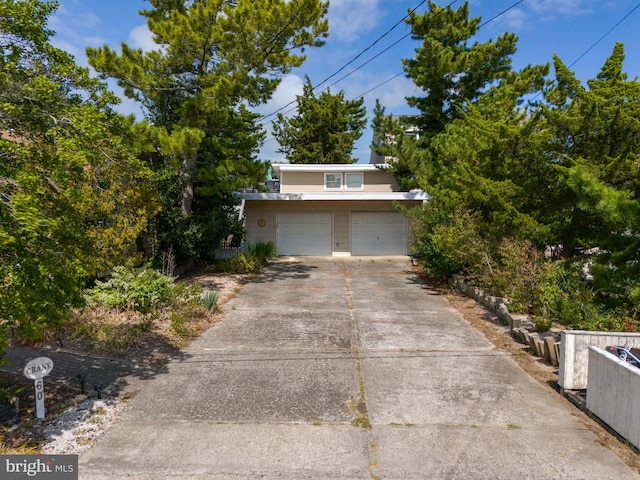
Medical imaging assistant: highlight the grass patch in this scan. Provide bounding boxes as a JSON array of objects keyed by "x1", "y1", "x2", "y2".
[{"x1": 351, "y1": 416, "x2": 371, "y2": 429}]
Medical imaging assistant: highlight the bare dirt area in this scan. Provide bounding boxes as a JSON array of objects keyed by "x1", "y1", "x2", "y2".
[{"x1": 427, "y1": 276, "x2": 640, "y2": 474}]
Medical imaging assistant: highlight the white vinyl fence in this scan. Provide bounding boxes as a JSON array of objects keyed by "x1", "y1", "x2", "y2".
[
  {"x1": 559, "y1": 331, "x2": 640, "y2": 390},
  {"x1": 586, "y1": 346, "x2": 640, "y2": 450}
]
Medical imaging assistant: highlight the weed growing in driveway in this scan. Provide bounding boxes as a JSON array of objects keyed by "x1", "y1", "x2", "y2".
[
  {"x1": 349, "y1": 400, "x2": 371, "y2": 429},
  {"x1": 351, "y1": 416, "x2": 371, "y2": 429}
]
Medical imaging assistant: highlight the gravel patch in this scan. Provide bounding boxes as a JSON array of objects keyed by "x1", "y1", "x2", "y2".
[{"x1": 40, "y1": 396, "x2": 129, "y2": 454}]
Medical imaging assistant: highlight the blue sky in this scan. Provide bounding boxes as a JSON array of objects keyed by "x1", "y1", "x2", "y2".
[{"x1": 49, "y1": 0, "x2": 640, "y2": 164}]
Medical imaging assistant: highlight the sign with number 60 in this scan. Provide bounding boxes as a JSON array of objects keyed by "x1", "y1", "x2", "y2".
[{"x1": 23, "y1": 357, "x2": 53, "y2": 419}]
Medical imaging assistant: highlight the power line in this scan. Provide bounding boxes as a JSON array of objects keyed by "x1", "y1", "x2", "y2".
[
  {"x1": 568, "y1": 2, "x2": 640, "y2": 69},
  {"x1": 260, "y1": 0, "x2": 531, "y2": 145},
  {"x1": 349, "y1": 0, "x2": 530, "y2": 103},
  {"x1": 526, "y1": 1, "x2": 640, "y2": 102},
  {"x1": 479, "y1": 0, "x2": 526, "y2": 28},
  {"x1": 258, "y1": 0, "x2": 460, "y2": 124},
  {"x1": 260, "y1": 0, "x2": 534, "y2": 151}
]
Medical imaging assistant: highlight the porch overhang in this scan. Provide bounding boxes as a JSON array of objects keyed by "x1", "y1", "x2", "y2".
[{"x1": 237, "y1": 191, "x2": 430, "y2": 202}]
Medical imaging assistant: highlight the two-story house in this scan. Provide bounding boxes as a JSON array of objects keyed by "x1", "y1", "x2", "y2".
[{"x1": 238, "y1": 164, "x2": 428, "y2": 256}]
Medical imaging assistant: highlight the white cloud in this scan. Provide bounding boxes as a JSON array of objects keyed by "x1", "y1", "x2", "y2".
[
  {"x1": 495, "y1": 8, "x2": 528, "y2": 30},
  {"x1": 527, "y1": 0, "x2": 594, "y2": 19},
  {"x1": 49, "y1": 6, "x2": 108, "y2": 66},
  {"x1": 50, "y1": 38, "x2": 82, "y2": 58},
  {"x1": 262, "y1": 74, "x2": 305, "y2": 114},
  {"x1": 370, "y1": 74, "x2": 420, "y2": 110},
  {"x1": 129, "y1": 25, "x2": 156, "y2": 52},
  {"x1": 328, "y1": 0, "x2": 382, "y2": 42},
  {"x1": 255, "y1": 74, "x2": 305, "y2": 163}
]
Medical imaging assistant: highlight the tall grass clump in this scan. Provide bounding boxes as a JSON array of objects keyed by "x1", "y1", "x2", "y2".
[
  {"x1": 202, "y1": 291, "x2": 221, "y2": 311},
  {"x1": 245, "y1": 240, "x2": 276, "y2": 265}
]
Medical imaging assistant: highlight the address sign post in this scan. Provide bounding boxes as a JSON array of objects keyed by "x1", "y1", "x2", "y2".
[{"x1": 23, "y1": 357, "x2": 54, "y2": 419}]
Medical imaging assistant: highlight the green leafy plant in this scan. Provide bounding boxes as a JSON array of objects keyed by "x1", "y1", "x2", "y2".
[
  {"x1": 210, "y1": 253, "x2": 262, "y2": 274},
  {"x1": 169, "y1": 312, "x2": 193, "y2": 338},
  {"x1": 85, "y1": 266, "x2": 175, "y2": 314}
]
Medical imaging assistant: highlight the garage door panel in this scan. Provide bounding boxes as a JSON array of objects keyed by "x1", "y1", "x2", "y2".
[
  {"x1": 351, "y1": 212, "x2": 407, "y2": 256},
  {"x1": 277, "y1": 213, "x2": 332, "y2": 256}
]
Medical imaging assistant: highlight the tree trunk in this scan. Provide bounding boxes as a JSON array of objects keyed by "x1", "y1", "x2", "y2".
[{"x1": 180, "y1": 154, "x2": 197, "y2": 217}]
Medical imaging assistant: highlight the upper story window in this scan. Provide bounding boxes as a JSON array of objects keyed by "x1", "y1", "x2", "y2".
[
  {"x1": 324, "y1": 173, "x2": 342, "y2": 190},
  {"x1": 324, "y1": 172, "x2": 364, "y2": 191},
  {"x1": 345, "y1": 173, "x2": 363, "y2": 190}
]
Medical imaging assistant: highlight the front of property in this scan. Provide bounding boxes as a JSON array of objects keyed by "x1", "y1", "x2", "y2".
[{"x1": 239, "y1": 164, "x2": 428, "y2": 256}]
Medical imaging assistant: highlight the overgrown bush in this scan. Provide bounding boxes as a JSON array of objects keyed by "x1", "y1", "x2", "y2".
[
  {"x1": 532, "y1": 260, "x2": 629, "y2": 331},
  {"x1": 85, "y1": 266, "x2": 201, "y2": 314},
  {"x1": 411, "y1": 207, "x2": 490, "y2": 278},
  {"x1": 481, "y1": 239, "x2": 547, "y2": 313},
  {"x1": 410, "y1": 205, "x2": 630, "y2": 331},
  {"x1": 209, "y1": 253, "x2": 262, "y2": 274}
]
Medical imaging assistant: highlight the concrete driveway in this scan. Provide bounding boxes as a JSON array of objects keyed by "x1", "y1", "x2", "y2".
[{"x1": 80, "y1": 257, "x2": 639, "y2": 479}]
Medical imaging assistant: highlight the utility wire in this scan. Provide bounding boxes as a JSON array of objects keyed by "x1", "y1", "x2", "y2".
[
  {"x1": 568, "y1": 2, "x2": 640, "y2": 69},
  {"x1": 526, "y1": 1, "x2": 640, "y2": 102},
  {"x1": 349, "y1": 0, "x2": 529, "y2": 103},
  {"x1": 261, "y1": 0, "x2": 528, "y2": 145},
  {"x1": 258, "y1": 0, "x2": 459, "y2": 124},
  {"x1": 479, "y1": 0, "x2": 525, "y2": 28}
]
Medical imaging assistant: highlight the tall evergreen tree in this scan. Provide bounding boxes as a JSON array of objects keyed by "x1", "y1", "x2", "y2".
[
  {"x1": 87, "y1": 0, "x2": 329, "y2": 260},
  {"x1": 374, "y1": 1, "x2": 519, "y2": 189},
  {"x1": 0, "y1": 0, "x2": 157, "y2": 346},
  {"x1": 272, "y1": 76, "x2": 367, "y2": 164},
  {"x1": 539, "y1": 44, "x2": 640, "y2": 312}
]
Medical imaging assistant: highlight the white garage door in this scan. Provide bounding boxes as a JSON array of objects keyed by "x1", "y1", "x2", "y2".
[
  {"x1": 277, "y1": 213, "x2": 332, "y2": 256},
  {"x1": 351, "y1": 212, "x2": 407, "y2": 255}
]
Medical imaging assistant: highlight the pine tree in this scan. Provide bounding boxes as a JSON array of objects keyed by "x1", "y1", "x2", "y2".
[
  {"x1": 272, "y1": 76, "x2": 367, "y2": 164},
  {"x1": 87, "y1": 0, "x2": 329, "y2": 260},
  {"x1": 376, "y1": 1, "x2": 520, "y2": 189},
  {"x1": 0, "y1": 0, "x2": 158, "y2": 346}
]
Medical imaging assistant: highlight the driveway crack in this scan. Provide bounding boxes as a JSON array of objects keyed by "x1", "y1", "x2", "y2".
[{"x1": 341, "y1": 261, "x2": 371, "y2": 431}]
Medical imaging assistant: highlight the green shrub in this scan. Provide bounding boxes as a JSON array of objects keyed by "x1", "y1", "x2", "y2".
[
  {"x1": 210, "y1": 253, "x2": 262, "y2": 274},
  {"x1": 412, "y1": 207, "x2": 491, "y2": 279},
  {"x1": 245, "y1": 241, "x2": 276, "y2": 264},
  {"x1": 85, "y1": 266, "x2": 175, "y2": 314},
  {"x1": 482, "y1": 239, "x2": 545, "y2": 313},
  {"x1": 533, "y1": 316, "x2": 554, "y2": 332},
  {"x1": 169, "y1": 281, "x2": 203, "y2": 306}
]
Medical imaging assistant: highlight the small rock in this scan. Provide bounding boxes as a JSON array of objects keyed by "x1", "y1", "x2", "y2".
[{"x1": 75, "y1": 394, "x2": 88, "y2": 403}]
